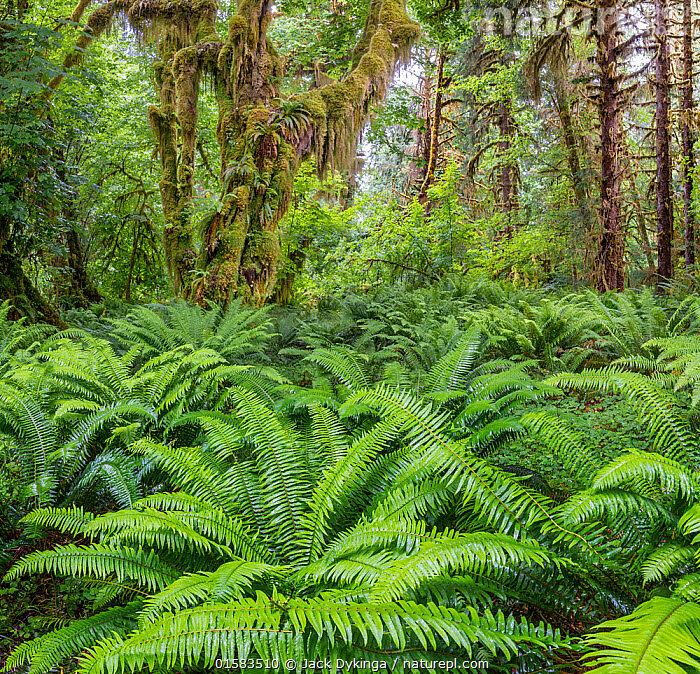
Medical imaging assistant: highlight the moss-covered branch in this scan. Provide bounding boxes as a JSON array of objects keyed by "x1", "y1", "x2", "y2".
[
  {"x1": 299, "y1": 0, "x2": 420, "y2": 175},
  {"x1": 191, "y1": 0, "x2": 418, "y2": 305},
  {"x1": 47, "y1": 1, "x2": 119, "y2": 94},
  {"x1": 47, "y1": 0, "x2": 417, "y2": 305}
]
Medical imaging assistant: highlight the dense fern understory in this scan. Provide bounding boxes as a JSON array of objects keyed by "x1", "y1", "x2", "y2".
[{"x1": 2, "y1": 282, "x2": 700, "y2": 672}]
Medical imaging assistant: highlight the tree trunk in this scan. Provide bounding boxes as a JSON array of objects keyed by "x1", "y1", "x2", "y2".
[
  {"x1": 631, "y1": 180, "x2": 656, "y2": 274},
  {"x1": 124, "y1": 226, "x2": 139, "y2": 302},
  {"x1": 553, "y1": 79, "x2": 591, "y2": 232},
  {"x1": 192, "y1": 0, "x2": 419, "y2": 305},
  {"x1": 498, "y1": 100, "x2": 518, "y2": 238},
  {"x1": 596, "y1": 0, "x2": 624, "y2": 291},
  {"x1": 682, "y1": 0, "x2": 695, "y2": 271},
  {"x1": 53, "y1": 229, "x2": 102, "y2": 308},
  {"x1": 147, "y1": 12, "x2": 219, "y2": 297},
  {"x1": 418, "y1": 46, "x2": 446, "y2": 204},
  {"x1": 655, "y1": 0, "x2": 673, "y2": 289},
  {"x1": 0, "y1": 250, "x2": 66, "y2": 327},
  {"x1": 406, "y1": 57, "x2": 433, "y2": 195}
]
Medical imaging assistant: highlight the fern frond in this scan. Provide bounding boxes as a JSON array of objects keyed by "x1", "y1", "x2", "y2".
[
  {"x1": 60, "y1": 401, "x2": 156, "y2": 481},
  {"x1": 424, "y1": 327, "x2": 482, "y2": 394},
  {"x1": 4, "y1": 544, "x2": 179, "y2": 591},
  {"x1": 228, "y1": 388, "x2": 308, "y2": 555},
  {"x1": 306, "y1": 347, "x2": 369, "y2": 390},
  {"x1": 132, "y1": 493, "x2": 273, "y2": 562},
  {"x1": 559, "y1": 489, "x2": 675, "y2": 531},
  {"x1": 370, "y1": 478, "x2": 453, "y2": 523},
  {"x1": 77, "y1": 594, "x2": 564, "y2": 673},
  {"x1": 1, "y1": 603, "x2": 138, "y2": 674},
  {"x1": 298, "y1": 418, "x2": 400, "y2": 564},
  {"x1": 369, "y1": 532, "x2": 554, "y2": 601},
  {"x1": 129, "y1": 439, "x2": 240, "y2": 514},
  {"x1": 308, "y1": 404, "x2": 348, "y2": 468},
  {"x1": 347, "y1": 387, "x2": 599, "y2": 554},
  {"x1": 521, "y1": 411, "x2": 600, "y2": 480},
  {"x1": 21, "y1": 505, "x2": 96, "y2": 535},
  {"x1": 641, "y1": 544, "x2": 695, "y2": 583},
  {"x1": 0, "y1": 382, "x2": 56, "y2": 506},
  {"x1": 139, "y1": 560, "x2": 283, "y2": 624},
  {"x1": 592, "y1": 450, "x2": 699, "y2": 500},
  {"x1": 584, "y1": 597, "x2": 700, "y2": 673},
  {"x1": 83, "y1": 507, "x2": 233, "y2": 557}
]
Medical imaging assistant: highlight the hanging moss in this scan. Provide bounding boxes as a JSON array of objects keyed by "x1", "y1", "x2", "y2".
[
  {"x1": 70, "y1": 0, "x2": 417, "y2": 305},
  {"x1": 295, "y1": 0, "x2": 419, "y2": 177},
  {"x1": 86, "y1": 2, "x2": 116, "y2": 34}
]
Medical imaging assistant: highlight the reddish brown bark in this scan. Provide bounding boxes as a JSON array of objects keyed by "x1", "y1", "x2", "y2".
[
  {"x1": 655, "y1": 0, "x2": 673, "y2": 288},
  {"x1": 682, "y1": 0, "x2": 695, "y2": 270},
  {"x1": 407, "y1": 65, "x2": 432, "y2": 193},
  {"x1": 596, "y1": 0, "x2": 624, "y2": 291},
  {"x1": 418, "y1": 47, "x2": 446, "y2": 204}
]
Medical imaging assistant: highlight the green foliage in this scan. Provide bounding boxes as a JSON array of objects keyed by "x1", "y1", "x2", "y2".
[
  {"x1": 584, "y1": 598, "x2": 700, "y2": 674},
  {"x1": 5, "y1": 289, "x2": 700, "y2": 671},
  {"x1": 1, "y1": 318, "x2": 583, "y2": 672},
  {"x1": 0, "y1": 21, "x2": 64, "y2": 248}
]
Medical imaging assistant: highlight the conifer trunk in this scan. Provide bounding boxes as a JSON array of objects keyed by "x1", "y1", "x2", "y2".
[
  {"x1": 596, "y1": 0, "x2": 624, "y2": 291},
  {"x1": 682, "y1": 0, "x2": 695, "y2": 270},
  {"x1": 418, "y1": 47, "x2": 446, "y2": 204},
  {"x1": 407, "y1": 58, "x2": 433, "y2": 194},
  {"x1": 498, "y1": 101, "x2": 518, "y2": 238},
  {"x1": 553, "y1": 79, "x2": 590, "y2": 231},
  {"x1": 655, "y1": 0, "x2": 673, "y2": 289}
]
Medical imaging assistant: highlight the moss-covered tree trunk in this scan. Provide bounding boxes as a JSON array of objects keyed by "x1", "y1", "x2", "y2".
[
  {"x1": 191, "y1": 0, "x2": 418, "y2": 304},
  {"x1": 0, "y1": 248, "x2": 66, "y2": 327},
  {"x1": 681, "y1": 0, "x2": 695, "y2": 271},
  {"x1": 552, "y1": 78, "x2": 590, "y2": 233},
  {"x1": 498, "y1": 100, "x2": 518, "y2": 238},
  {"x1": 596, "y1": 0, "x2": 624, "y2": 292},
  {"x1": 655, "y1": 0, "x2": 673, "y2": 289},
  {"x1": 141, "y1": 3, "x2": 219, "y2": 296},
  {"x1": 53, "y1": 229, "x2": 102, "y2": 308},
  {"x1": 69, "y1": 0, "x2": 417, "y2": 304},
  {"x1": 417, "y1": 46, "x2": 446, "y2": 206}
]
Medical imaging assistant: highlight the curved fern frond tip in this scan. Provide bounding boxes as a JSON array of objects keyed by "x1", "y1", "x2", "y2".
[{"x1": 584, "y1": 597, "x2": 700, "y2": 674}]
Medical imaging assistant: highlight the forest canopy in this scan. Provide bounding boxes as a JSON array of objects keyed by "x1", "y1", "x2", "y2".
[{"x1": 3, "y1": 0, "x2": 700, "y2": 670}]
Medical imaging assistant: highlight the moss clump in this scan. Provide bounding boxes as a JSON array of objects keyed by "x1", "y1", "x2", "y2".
[
  {"x1": 173, "y1": 44, "x2": 198, "y2": 69},
  {"x1": 390, "y1": 22, "x2": 421, "y2": 47},
  {"x1": 147, "y1": 104, "x2": 164, "y2": 126},
  {"x1": 87, "y1": 3, "x2": 115, "y2": 34},
  {"x1": 300, "y1": 91, "x2": 326, "y2": 123},
  {"x1": 234, "y1": 185, "x2": 250, "y2": 208},
  {"x1": 360, "y1": 52, "x2": 387, "y2": 77},
  {"x1": 248, "y1": 231, "x2": 279, "y2": 265},
  {"x1": 228, "y1": 14, "x2": 246, "y2": 38},
  {"x1": 245, "y1": 105, "x2": 270, "y2": 135}
]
